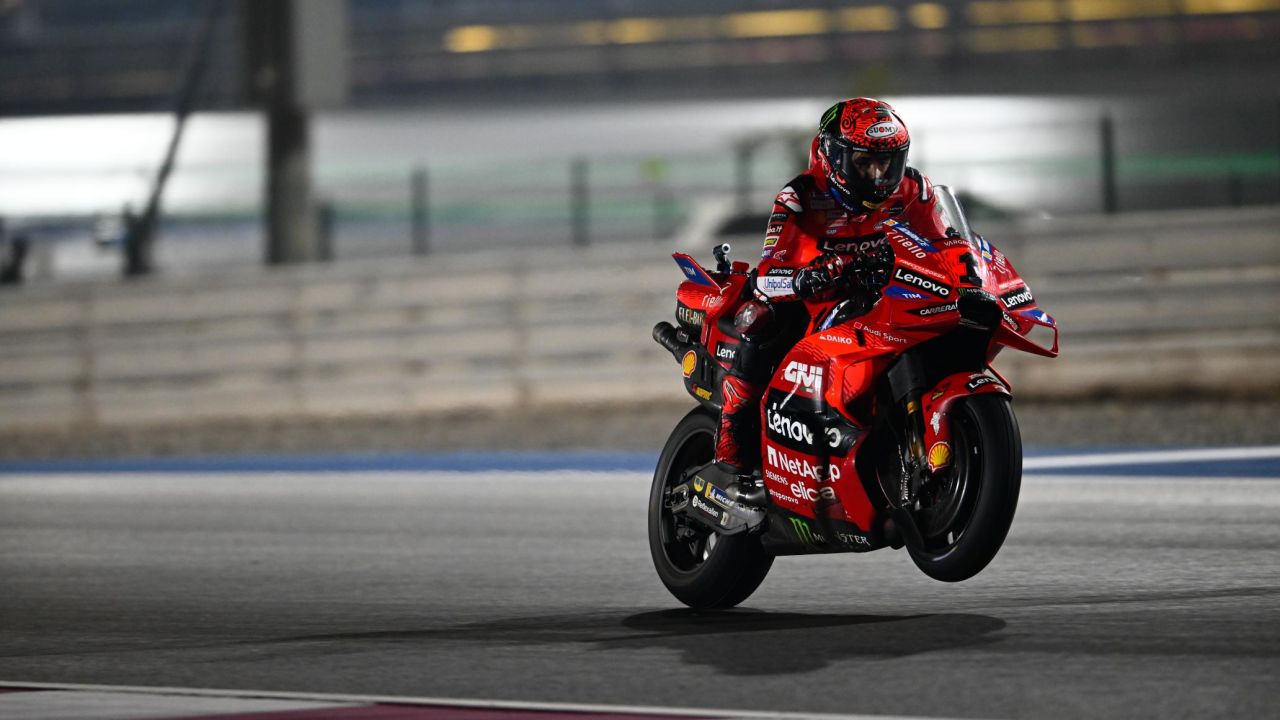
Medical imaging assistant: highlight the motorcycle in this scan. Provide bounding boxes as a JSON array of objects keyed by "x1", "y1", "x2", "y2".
[{"x1": 648, "y1": 186, "x2": 1058, "y2": 609}]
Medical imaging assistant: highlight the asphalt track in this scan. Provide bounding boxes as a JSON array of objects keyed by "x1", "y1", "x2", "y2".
[{"x1": 1, "y1": 449, "x2": 1279, "y2": 719}]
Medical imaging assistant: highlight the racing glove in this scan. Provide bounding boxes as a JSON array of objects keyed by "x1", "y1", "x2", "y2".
[
  {"x1": 793, "y1": 253, "x2": 852, "y2": 299},
  {"x1": 860, "y1": 243, "x2": 894, "y2": 291}
]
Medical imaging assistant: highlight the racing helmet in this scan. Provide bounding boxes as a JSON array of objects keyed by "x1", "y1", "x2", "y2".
[{"x1": 816, "y1": 98, "x2": 911, "y2": 212}]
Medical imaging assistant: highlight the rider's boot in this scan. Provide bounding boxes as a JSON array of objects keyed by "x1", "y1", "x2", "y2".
[{"x1": 714, "y1": 374, "x2": 767, "y2": 506}]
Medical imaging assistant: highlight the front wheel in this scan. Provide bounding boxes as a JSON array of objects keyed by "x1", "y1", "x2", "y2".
[
  {"x1": 648, "y1": 407, "x2": 773, "y2": 609},
  {"x1": 908, "y1": 394, "x2": 1022, "y2": 582}
]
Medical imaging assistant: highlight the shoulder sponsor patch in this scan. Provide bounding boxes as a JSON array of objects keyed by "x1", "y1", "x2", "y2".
[{"x1": 776, "y1": 185, "x2": 803, "y2": 213}]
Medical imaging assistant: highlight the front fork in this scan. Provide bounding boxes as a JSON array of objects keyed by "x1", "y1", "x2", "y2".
[{"x1": 887, "y1": 353, "x2": 931, "y2": 508}]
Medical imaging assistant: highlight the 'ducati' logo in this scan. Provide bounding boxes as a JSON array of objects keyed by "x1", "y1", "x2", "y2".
[
  {"x1": 782, "y1": 361, "x2": 823, "y2": 394},
  {"x1": 1001, "y1": 286, "x2": 1034, "y2": 309},
  {"x1": 893, "y1": 267, "x2": 951, "y2": 298}
]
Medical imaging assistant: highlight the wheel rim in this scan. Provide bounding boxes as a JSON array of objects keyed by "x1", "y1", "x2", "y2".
[{"x1": 658, "y1": 426, "x2": 718, "y2": 573}]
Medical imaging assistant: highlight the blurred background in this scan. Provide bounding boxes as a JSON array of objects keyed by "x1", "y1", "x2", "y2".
[{"x1": 0, "y1": 0, "x2": 1278, "y2": 458}]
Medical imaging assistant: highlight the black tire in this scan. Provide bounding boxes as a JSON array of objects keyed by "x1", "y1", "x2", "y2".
[
  {"x1": 907, "y1": 394, "x2": 1022, "y2": 582},
  {"x1": 648, "y1": 407, "x2": 774, "y2": 609}
]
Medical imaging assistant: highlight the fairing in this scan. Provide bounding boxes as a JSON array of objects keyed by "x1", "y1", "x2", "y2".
[{"x1": 662, "y1": 186, "x2": 1055, "y2": 557}]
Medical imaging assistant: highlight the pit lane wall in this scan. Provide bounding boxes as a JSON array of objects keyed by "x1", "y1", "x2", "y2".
[{"x1": 1, "y1": 206, "x2": 1277, "y2": 432}]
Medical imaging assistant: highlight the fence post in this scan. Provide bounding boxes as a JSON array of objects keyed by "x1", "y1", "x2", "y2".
[
  {"x1": 411, "y1": 166, "x2": 429, "y2": 255},
  {"x1": 1100, "y1": 114, "x2": 1118, "y2": 214},
  {"x1": 571, "y1": 157, "x2": 589, "y2": 246}
]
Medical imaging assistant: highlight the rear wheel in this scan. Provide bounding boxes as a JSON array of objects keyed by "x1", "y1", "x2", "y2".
[
  {"x1": 648, "y1": 407, "x2": 773, "y2": 608},
  {"x1": 907, "y1": 394, "x2": 1022, "y2": 582}
]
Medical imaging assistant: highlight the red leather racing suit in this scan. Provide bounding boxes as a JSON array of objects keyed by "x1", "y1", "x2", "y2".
[{"x1": 715, "y1": 164, "x2": 949, "y2": 471}]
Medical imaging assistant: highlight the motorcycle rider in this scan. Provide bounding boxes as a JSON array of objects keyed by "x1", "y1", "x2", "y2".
[{"x1": 716, "y1": 97, "x2": 950, "y2": 503}]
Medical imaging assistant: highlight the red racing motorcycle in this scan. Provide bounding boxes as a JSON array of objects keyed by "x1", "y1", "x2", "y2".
[{"x1": 649, "y1": 187, "x2": 1058, "y2": 608}]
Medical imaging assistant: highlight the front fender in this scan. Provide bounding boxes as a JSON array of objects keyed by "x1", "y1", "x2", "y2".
[{"x1": 920, "y1": 370, "x2": 1010, "y2": 472}]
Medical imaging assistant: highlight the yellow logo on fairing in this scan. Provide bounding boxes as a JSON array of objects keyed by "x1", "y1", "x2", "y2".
[
  {"x1": 928, "y1": 442, "x2": 952, "y2": 469},
  {"x1": 682, "y1": 351, "x2": 697, "y2": 377},
  {"x1": 692, "y1": 476, "x2": 705, "y2": 492}
]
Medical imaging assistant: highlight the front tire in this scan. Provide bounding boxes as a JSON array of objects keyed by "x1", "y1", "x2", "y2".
[
  {"x1": 908, "y1": 394, "x2": 1022, "y2": 582},
  {"x1": 648, "y1": 407, "x2": 773, "y2": 609}
]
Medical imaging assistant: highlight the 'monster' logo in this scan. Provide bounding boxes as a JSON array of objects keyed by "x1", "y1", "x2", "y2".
[{"x1": 839, "y1": 104, "x2": 859, "y2": 134}]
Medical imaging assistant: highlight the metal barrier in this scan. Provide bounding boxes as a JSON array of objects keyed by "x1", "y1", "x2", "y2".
[{"x1": 1, "y1": 207, "x2": 1277, "y2": 430}]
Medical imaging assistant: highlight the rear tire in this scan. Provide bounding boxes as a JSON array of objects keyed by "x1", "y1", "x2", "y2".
[
  {"x1": 908, "y1": 394, "x2": 1022, "y2": 582},
  {"x1": 648, "y1": 407, "x2": 774, "y2": 609}
]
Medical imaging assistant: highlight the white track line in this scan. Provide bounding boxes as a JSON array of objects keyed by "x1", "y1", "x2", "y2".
[
  {"x1": 0, "y1": 680, "x2": 986, "y2": 720},
  {"x1": 1024, "y1": 445, "x2": 1280, "y2": 470}
]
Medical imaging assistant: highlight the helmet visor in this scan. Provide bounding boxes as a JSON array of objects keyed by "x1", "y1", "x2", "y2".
[{"x1": 826, "y1": 138, "x2": 907, "y2": 202}]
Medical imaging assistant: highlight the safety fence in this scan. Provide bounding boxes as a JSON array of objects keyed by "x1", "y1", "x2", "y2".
[
  {"x1": 0, "y1": 205, "x2": 1277, "y2": 431},
  {"x1": 6, "y1": 97, "x2": 1280, "y2": 285}
]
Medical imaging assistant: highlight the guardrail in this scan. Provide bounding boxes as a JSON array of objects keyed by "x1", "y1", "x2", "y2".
[{"x1": 1, "y1": 206, "x2": 1277, "y2": 431}]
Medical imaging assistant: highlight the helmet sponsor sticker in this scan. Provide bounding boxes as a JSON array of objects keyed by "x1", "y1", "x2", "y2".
[{"x1": 865, "y1": 121, "x2": 899, "y2": 139}]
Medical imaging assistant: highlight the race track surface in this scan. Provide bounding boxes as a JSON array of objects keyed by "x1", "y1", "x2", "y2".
[{"x1": 1, "y1": 451, "x2": 1278, "y2": 719}]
